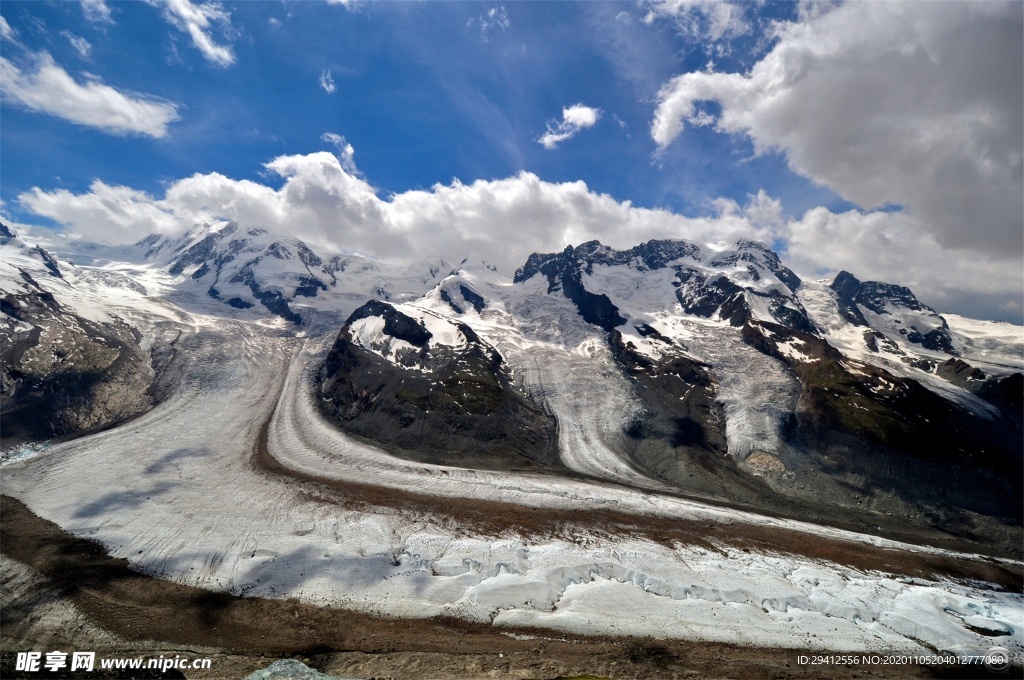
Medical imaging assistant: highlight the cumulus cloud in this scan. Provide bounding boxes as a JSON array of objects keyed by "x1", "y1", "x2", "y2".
[
  {"x1": 20, "y1": 181, "x2": 183, "y2": 237},
  {"x1": 0, "y1": 52, "x2": 180, "y2": 137},
  {"x1": 643, "y1": 0, "x2": 749, "y2": 42},
  {"x1": 18, "y1": 146, "x2": 1022, "y2": 320},
  {"x1": 783, "y1": 207, "x2": 1023, "y2": 322},
  {"x1": 60, "y1": 31, "x2": 92, "y2": 59},
  {"x1": 319, "y1": 69, "x2": 336, "y2": 94},
  {"x1": 538, "y1": 104, "x2": 602, "y2": 150},
  {"x1": 152, "y1": 0, "x2": 236, "y2": 67},
  {"x1": 80, "y1": 0, "x2": 113, "y2": 24},
  {"x1": 651, "y1": 1, "x2": 1024, "y2": 258},
  {"x1": 18, "y1": 149, "x2": 773, "y2": 271}
]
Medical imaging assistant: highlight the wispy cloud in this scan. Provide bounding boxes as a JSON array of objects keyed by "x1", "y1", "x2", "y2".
[
  {"x1": 0, "y1": 52, "x2": 180, "y2": 137},
  {"x1": 0, "y1": 17, "x2": 17, "y2": 42},
  {"x1": 319, "y1": 69, "x2": 336, "y2": 94},
  {"x1": 80, "y1": 0, "x2": 114, "y2": 25},
  {"x1": 321, "y1": 132, "x2": 358, "y2": 174},
  {"x1": 467, "y1": 6, "x2": 510, "y2": 42},
  {"x1": 538, "y1": 104, "x2": 602, "y2": 150},
  {"x1": 60, "y1": 31, "x2": 92, "y2": 59},
  {"x1": 643, "y1": 0, "x2": 749, "y2": 42},
  {"x1": 151, "y1": 0, "x2": 236, "y2": 67}
]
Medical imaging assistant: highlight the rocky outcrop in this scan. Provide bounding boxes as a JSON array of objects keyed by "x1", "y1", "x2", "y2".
[
  {"x1": 830, "y1": 271, "x2": 957, "y2": 354},
  {"x1": 606, "y1": 329, "x2": 781, "y2": 502},
  {"x1": 515, "y1": 243, "x2": 626, "y2": 331},
  {"x1": 1, "y1": 236, "x2": 154, "y2": 446},
  {"x1": 517, "y1": 239, "x2": 814, "y2": 333},
  {"x1": 937, "y1": 358, "x2": 1024, "y2": 426},
  {"x1": 741, "y1": 320, "x2": 1022, "y2": 520},
  {"x1": 317, "y1": 301, "x2": 557, "y2": 470}
]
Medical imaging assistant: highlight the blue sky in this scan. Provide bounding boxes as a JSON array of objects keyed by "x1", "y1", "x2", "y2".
[
  {"x1": 1, "y1": 1, "x2": 1021, "y2": 321},
  {"x1": 0, "y1": 1, "x2": 845, "y2": 216}
]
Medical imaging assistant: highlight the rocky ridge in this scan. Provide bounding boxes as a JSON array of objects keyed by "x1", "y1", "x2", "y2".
[{"x1": 0, "y1": 224, "x2": 154, "y2": 446}]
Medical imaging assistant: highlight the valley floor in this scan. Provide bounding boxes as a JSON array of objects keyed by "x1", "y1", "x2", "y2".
[
  {"x1": 1, "y1": 309, "x2": 1021, "y2": 677},
  {"x1": 0, "y1": 497, "x2": 985, "y2": 680}
]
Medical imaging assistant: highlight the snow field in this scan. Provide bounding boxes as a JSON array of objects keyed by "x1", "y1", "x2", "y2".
[{"x1": 3, "y1": 311, "x2": 1020, "y2": 655}]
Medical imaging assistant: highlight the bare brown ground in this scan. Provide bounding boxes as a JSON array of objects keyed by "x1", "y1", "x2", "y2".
[{"x1": 6, "y1": 494, "x2": 1005, "y2": 680}]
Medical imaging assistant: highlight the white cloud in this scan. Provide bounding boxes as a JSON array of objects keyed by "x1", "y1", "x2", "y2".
[
  {"x1": 652, "y1": 1, "x2": 1023, "y2": 257},
  {"x1": 643, "y1": 0, "x2": 749, "y2": 42},
  {"x1": 321, "y1": 133, "x2": 358, "y2": 174},
  {"x1": 783, "y1": 207, "x2": 1023, "y2": 321},
  {"x1": 80, "y1": 0, "x2": 113, "y2": 24},
  {"x1": 0, "y1": 52, "x2": 180, "y2": 137},
  {"x1": 539, "y1": 104, "x2": 602, "y2": 150},
  {"x1": 1, "y1": 17, "x2": 17, "y2": 42},
  {"x1": 152, "y1": 0, "x2": 236, "y2": 67},
  {"x1": 18, "y1": 146, "x2": 1022, "y2": 320},
  {"x1": 17, "y1": 149, "x2": 771, "y2": 273},
  {"x1": 468, "y1": 6, "x2": 510, "y2": 42},
  {"x1": 60, "y1": 31, "x2": 92, "y2": 59},
  {"x1": 268, "y1": 17, "x2": 282, "y2": 28},
  {"x1": 319, "y1": 69, "x2": 336, "y2": 94},
  {"x1": 20, "y1": 181, "x2": 182, "y2": 238}
]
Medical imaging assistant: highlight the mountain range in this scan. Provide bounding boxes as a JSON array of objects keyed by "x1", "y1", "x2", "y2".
[{"x1": 2, "y1": 221, "x2": 1021, "y2": 551}]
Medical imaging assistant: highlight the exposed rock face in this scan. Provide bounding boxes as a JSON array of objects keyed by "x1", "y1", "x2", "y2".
[
  {"x1": 937, "y1": 357, "x2": 1024, "y2": 427},
  {"x1": 742, "y1": 320, "x2": 1022, "y2": 520},
  {"x1": 516, "y1": 239, "x2": 814, "y2": 333},
  {"x1": 513, "y1": 238, "x2": 1022, "y2": 528},
  {"x1": 610, "y1": 328, "x2": 724, "y2": 458},
  {"x1": 608, "y1": 329, "x2": 780, "y2": 502},
  {"x1": 515, "y1": 243, "x2": 627, "y2": 331},
  {"x1": 1, "y1": 227, "x2": 154, "y2": 445},
  {"x1": 317, "y1": 301, "x2": 557, "y2": 470},
  {"x1": 830, "y1": 270, "x2": 957, "y2": 354}
]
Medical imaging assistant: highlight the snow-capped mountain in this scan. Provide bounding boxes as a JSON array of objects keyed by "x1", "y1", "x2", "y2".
[
  {"x1": 0, "y1": 223, "x2": 154, "y2": 445},
  {"x1": 314, "y1": 237, "x2": 1022, "y2": 537},
  {"x1": 514, "y1": 238, "x2": 813, "y2": 333},
  {"x1": 5, "y1": 225, "x2": 1022, "y2": 547},
  {"x1": 829, "y1": 270, "x2": 957, "y2": 354},
  {"x1": 131, "y1": 221, "x2": 450, "y2": 324},
  {"x1": 317, "y1": 299, "x2": 557, "y2": 469}
]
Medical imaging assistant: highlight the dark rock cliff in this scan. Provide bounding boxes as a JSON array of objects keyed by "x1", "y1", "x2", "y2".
[{"x1": 316, "y1": 301, "x2": 558, "y2": 471}]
